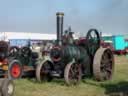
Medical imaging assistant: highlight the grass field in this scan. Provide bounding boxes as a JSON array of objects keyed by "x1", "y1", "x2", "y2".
[{"x1": 14, "y1": 55, "x2": 128, "y2": 96}]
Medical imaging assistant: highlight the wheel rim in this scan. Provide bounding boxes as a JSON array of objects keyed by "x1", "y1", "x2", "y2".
[
  {"x1": 11, "y1": 63, "x2": 21, "y2": 78},
  {"x1": 68, "y1": 63, "x2": 81, "y2": 84},
  {"x1": 8, "y1": 83, "x2": 14, "y2": 95},
  {"x1": 100, "y1": 50, "x2": 114, "y2": 80}
]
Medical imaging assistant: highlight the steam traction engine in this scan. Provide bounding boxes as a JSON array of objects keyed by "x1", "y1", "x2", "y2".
[{"x1": 36, "y1": 12, "x2": 114, "y2": 85}]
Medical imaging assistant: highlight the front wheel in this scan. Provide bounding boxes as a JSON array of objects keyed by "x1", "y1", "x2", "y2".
[
  {"x1": 64, "y1": 62, "x2": 82, "y2": 85},
  {"x1": 8, "y1": 60, "x2": 23, "y2": 80},
  {"x1": 36, "y1": 61, "x2": 52, "y2": 82}
]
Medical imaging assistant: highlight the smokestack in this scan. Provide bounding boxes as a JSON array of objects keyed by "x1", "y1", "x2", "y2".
[{"x1": 56, "y1": 12, "x2": 64, "y2": 45}]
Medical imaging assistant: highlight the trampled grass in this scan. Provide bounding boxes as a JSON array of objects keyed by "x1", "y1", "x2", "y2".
[{"x1": 14, "y1": 55, "x2": 128, "y2": 96}]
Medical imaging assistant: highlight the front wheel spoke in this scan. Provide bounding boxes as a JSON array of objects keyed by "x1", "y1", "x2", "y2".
[
  {"x1": 70, "y1": 68, "x2": 74, "y2": 75},
  {"x1": 75, "y1": 67, "x2": 79, "y2": 73},
  {"x1": 105, "y1": 67, "x2": 112, "y2": 73},
  {"x1": 69, "y1": 69, "x2": 74, "y2": 79},
  {"x1": 69, "y1": 73, "x2": 73, "y2": 79},
  {"x1": 106, "y1": 63, "x2": 112, "y2": 68},
  {"x1": 101, "y1": 63, "x2": 106, "y2": 68}
]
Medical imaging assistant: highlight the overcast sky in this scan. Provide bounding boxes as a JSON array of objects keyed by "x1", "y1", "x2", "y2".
[{"x1": 0, "y1": 0, "x2": 128, "y2": 35}]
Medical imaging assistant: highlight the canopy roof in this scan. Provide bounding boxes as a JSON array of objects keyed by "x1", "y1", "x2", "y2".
[{"x1": 0, "y1": 32, "x2": 56, "y2": 40}]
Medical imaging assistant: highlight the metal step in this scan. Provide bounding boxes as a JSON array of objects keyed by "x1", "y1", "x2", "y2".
[{"x1": 50, "y1": 71, "x2": 61, "y2": 77}]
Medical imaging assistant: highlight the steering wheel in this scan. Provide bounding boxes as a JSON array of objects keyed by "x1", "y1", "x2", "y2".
[
  {"x1": 9, "y1": 46, "x2": 19, "y2": 57},
  {"x1": 86, "y1": 29, "x2": 100, "y2": 57},
  {"x1": 20, "y1": 46, "x2": 32, "y2": 58}
]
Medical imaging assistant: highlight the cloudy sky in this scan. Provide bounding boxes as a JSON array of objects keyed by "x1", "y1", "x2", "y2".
[{"x1": 0, "y1": 0, "x2": 127, "y2": 35}]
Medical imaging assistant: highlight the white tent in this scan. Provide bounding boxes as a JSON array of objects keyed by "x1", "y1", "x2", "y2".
[{"x1": 0, "y1": 32, "x2": 56, "y2": 40}]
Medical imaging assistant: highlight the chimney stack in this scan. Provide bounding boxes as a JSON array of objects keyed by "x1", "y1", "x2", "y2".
[{"x1": 56, "y1": 12, "x2": 64, "y2": 45}]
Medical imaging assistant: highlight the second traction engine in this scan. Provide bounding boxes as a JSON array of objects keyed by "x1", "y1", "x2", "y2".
[{"x1": 36, "y1": 12, "x2": 114, "y2": 85}]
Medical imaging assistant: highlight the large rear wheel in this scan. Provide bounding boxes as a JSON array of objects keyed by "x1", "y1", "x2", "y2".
[{"x1": 93, "y1": 47, "x2": 114, "y2": 81}]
